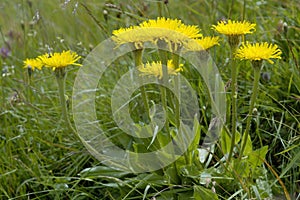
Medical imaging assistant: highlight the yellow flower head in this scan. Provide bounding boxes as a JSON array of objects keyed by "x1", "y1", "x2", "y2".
[
  {"x1": 112, "y1": 17, "x2": 202, "y2": 50},
  {"x1": 138, "y1": 60, "x2": 183, "y2": 79},
  {"x1": 185, "y1": 36, "x2": 220, "y2": 51},
  {"x1": 235, "y1": 42, "x2": 282, "y2": 64},
  {"x1": 23, "y1": 58, "x2": 43, "y2": 70},
  {"x1": 139, "y1": 17, "x2": 202, "y2": 39},
  {"x1": 212, "y1": 20, "x2": 256, "y2": 36},
  {"x1": 39, "y1": 50, "x2": 82, "y2": 70},
  {"x1": 112, "y1": 26, "x2": 145, "y2": 48}
]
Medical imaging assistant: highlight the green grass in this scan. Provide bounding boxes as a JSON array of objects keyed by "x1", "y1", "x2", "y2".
[{"x1": 0, "y1": 0, "x2": 299, "y2": 199}]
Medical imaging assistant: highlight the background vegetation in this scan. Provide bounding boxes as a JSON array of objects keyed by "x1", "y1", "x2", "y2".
[{"x1": 0, "y1": 0, "x2": 299, "y2": 199}]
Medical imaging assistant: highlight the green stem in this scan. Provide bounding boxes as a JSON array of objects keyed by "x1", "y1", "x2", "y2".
[
  {"x1": 160, "y1": 51, "x2": 170, "y2": 134},
  {"x1": 256, "y1": 115, "x2": 263, "y2": 147},
  {"x1": 0, "y1": 58, "x2": 3, "y2": 108},
  {"x1": 160, "y1": 86, "x2": 170, "y2": 135},
  {"x1": 227, "y1": 54, "x2": 238, "y2": 163},
  {"x1": 0, "y1": 58, "x2": 8, "y2": 141},
  {"x1": 55, "y1": 68, "x2": 74, "y2": 133},
  {"x1": 172, "y1": 54, "x2": 190, "y2": 165},
  {"x1": 27, "y1": 68, "x2": 33, "y2": 103},
  {"x1": 240, "y1": 67, "x2": 261, "y2": 158},
  {"x1": 134, "y1": 49, "x2": 150, "y2": 122},
  {"x1": 228, "y1": 0, "x2": 235, "y2": 18},
  {"x1": 242, "y1": 0, "x2": 246, "y2": 21},
  {"x1": 160, "y1": 52, "x2": 180, "y2": 185},
  {"x1": 157, "y1": 1, "x2": 162, "y2": 17},
  {"x1": 172, "y1": 54, "x2": 180, "y2": 128}
]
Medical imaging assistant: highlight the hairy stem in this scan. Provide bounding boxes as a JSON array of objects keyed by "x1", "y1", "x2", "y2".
[
  {"x1": 227, "y1": 46, "x2": 239, "y2": 163},
  {"x1": 55, "y1": 68, "x2": 75, "y2": 133},
  {"x1": 134, "y1": 49, "x2": 150, "y2": 122},
  {"x1": 240, "y1": 67, "x2": 260, "y2": 158}
]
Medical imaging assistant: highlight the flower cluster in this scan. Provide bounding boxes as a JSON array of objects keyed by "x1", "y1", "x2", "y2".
[
  {"x1": 112, "y1": 17, "x2": 219, "y2": 51},
  {"x1": 113, "y1": 17, "x2": 221, "y2": 77},
  {"x1": 23, "y1": 50, "x2": 82, "y2": 71},
  {"x1": 113, "y1": 18, "x2": 282, "y2": 78}
]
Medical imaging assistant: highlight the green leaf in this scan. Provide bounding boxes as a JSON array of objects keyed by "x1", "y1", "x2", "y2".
[
  {"x1": 193, "y1": 185, "x2": 218, "y2": 200},
  {"x1": 233, "y1": 158, "x2": 250, "y2": 178},
  {"x1": 242, "y1": 134, "x2": 253, "y2": 156},
  {"x1": 190, "y1": 115, "x2": 201, "y2": 152},
  {"x1": 165, "y1": 166, "x2": 180, "y2": 184},
  {"x1": 147, "y1": 125, "x2": 159, "y2": 149},
  {"x1": 220, "y1": 128, "x2": 240, "y2": 154},
  {"x1": 180, "y1": 164, "x2": 202, "y2": 179},
  {"x1": 130, "y1": 173, "x2": 167, "y2": 188},
  {"x1": 248, "y1": 145, "x2": 268, "y2": 168},
  {"x1": 133, "y1": 142, "x2": 148, "y2": 153},
  {"x1": 155, "y1": 187, "x2": 192, "y2": 200},
  {"x1": 185, "y1": 115, "x2": 201, "y2": 166},
  {"x1": 178, "y1": 191, "x2": 194, "y2": 199},
  {"x1": 233, "y1": 146, "x2": 268, "y2": 178},
  {"x1": 79, "y1": 166, "x2": 131, "y2": 178}
]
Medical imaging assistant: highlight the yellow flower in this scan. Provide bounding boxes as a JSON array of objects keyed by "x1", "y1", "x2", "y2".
[
  {"x1": 112, "y1": 26, "x2": 145, "y2": 48},
  {"x1": 185, "y1": 36, "x2": 220, "y2": 51},
  {"x1": 23, "y1": 58, "x2": 43, "y2": 70},
  {"x1": 139, "y1": 17, "x2": 202, "y2": 39},
  {"x1": 212, "y1": 20, "x2": 256, "y2": 36},
  {"x1": 235, "y1": 42, "x2": 282, "y2": 64},
  {"x1": 39, "y1": 50, "x2": 82, "y2": 70},
  {"x1": 138, "y1": 60, "x2": 183, "y2": 79},
  {"x1": 112, "y1": 17, "x2": 202, "y2": 50}
]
